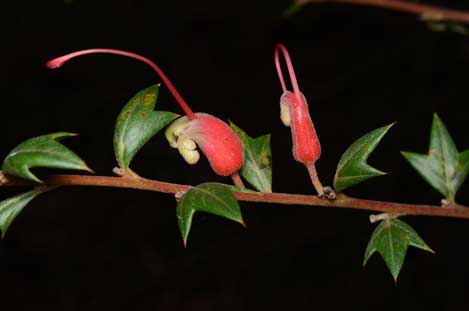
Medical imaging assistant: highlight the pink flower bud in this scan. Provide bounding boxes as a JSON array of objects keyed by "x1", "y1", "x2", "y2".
[
  {"x1": 274, "y1": 44, "x2": 321, "y2": 165},
  {"x1": 47, "y1": 49, "x2": 244, "y2": 176}
]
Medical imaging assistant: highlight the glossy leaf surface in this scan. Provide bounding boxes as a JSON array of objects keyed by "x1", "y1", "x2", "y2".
[
  {"x1": 364, "y1": 218, "x2": 433, "y2": 282},
  {"x1": 114, "y1": 85, "x2": 178, "y2": 172},
  {"x1": 402, "y1": 114, "x2": 469, "y2": 202},
  {"x1": 2, "y1": 132, "x2": 91, "y2": 182},
  {"x1": 334, "y1": 124, "x2": 393, "y2": 192},
  {"x1": 0, "y1": 190, "x2": 42, "y2": 238},
  {"x1": 177, "y1": 182, "x2": 244, "y2": 246},
  {"x1": 230, "y1": 123, "x2": 272, "y2": 192}
]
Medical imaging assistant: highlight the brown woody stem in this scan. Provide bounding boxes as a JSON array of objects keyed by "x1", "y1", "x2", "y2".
[
  {"x1": 3, "y1": 173, "x2": 469, "y2": 220},
  {"x1": 299, "y1": 0, "x2": 469, "y2": 24}
]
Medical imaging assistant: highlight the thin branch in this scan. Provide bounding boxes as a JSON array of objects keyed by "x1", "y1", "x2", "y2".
[
  {"x1": 3, "y1": 173, "x2": 469, "y2": 220},
  {"x1": 295, "y1": 0, "x2": 469, "y2": 24}
]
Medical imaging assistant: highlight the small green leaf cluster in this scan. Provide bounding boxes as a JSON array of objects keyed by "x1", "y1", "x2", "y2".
[
  {"x1": 364, "y1": 218, "x2": 433, "y2": 282},
  {"x1": 402, "y1": 114, "x2": 469, "y2": 202},
  {"x1": 1, "y1": 132, "x2": 92, "y2": 237}
]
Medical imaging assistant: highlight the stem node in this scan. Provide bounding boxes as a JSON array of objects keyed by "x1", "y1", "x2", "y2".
[
  {"x1": 0, "y1": 171, "x2": 7, "y2": 186},
  {"x1": 369, "y1": 212, "x2": 403, "y2": 223}
]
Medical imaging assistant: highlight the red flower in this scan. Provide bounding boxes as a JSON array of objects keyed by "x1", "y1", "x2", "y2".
[
  {"x1": 274, "y1": 44, "x2": 321, "y2": 166},
  {"x1": 275, "y1": 44, "x2": 334, "y2": 198},
  {"x1": 166, "y1": 113, "x2": 243, "y2": 176},
  {"x1": 47, "y1": 49, "x2": 244, "y2": 177}
]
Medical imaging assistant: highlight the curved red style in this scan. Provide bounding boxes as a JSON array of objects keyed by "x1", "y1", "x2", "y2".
[{"x1": 47, "y1": 49, "x2": 244, "y2": 176}]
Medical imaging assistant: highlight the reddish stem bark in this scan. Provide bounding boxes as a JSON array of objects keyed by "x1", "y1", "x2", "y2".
[
  {"x1": 300, "y1": 0, "x2": 469, "y2": 24},
  {"x1": 4, "y1": 173, "x2": 469, "y2": 220}
]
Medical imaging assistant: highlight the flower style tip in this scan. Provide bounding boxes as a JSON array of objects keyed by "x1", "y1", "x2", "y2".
[
  {"x1": 46, "y1": 48, "x2": 196, "y2": 120},
  {"x1": 274, "y1": 44, "x2": 321, "y2": 165},
  {"x1": 46, "y1": 58, "x2": 64, "y2": 69},
  {"x1": 165, "y1": 113, "x2": 244, "y2": 176}
]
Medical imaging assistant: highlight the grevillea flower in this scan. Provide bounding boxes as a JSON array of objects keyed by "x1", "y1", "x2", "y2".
[
  {"x1": 274, "y1": 44, "x2": 321, "y2": 166},
  {"x1": 275, "y1": 44, "x2": 333, "y2": 198},
  {"x1": 165, "y1": 113, "x2": 243, "y2": 176},
  {"x1": 47, "y1": 49, "x2": 244, "y2": 178}
]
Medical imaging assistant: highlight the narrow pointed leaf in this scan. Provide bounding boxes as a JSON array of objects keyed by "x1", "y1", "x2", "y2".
[
  {"x1": 0, "y1": 190, "x2": 42, "y2": 238},
  {"x1": 2, "y1": 132, "x2": 92, "y2": 182},
  {"x1": 177, "y1": 182, "x2": 244, "y2": 246},
  {"x1": 426, "y1": 21, "x2": 468, "y2": 35},
  {"x1": 114, "y1": 85, "x2": 178, "y2": 171},
  {"x1": 334, "y1": 124, "x2": 393, "y2": 192},
  {"x1": 402, "y1": 114, "x2": 469, "y2": 201},
  {"x1": 364, "y1": 218, "x2": 433, "y2": 282},
  {"x1": 230, "y1": 123, "x2": 272, "y2": 192}
]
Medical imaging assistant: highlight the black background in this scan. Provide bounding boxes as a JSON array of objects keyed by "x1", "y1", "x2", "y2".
[{"x1": 1, "y1": 0, "x2": 469, "y2": 310}]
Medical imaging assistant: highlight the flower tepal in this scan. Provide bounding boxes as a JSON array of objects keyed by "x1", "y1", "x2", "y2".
[
  {"x1": 166, "y1": 113, "x2": 244, "y2": 176},
  {"x1": 280, "y1": 91, "x2": 321, "y2": 165}
]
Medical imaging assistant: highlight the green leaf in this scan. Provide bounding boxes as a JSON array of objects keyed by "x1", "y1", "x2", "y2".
[
  {"x1": 401, "y1": 114, "x2": 469, "y2": 202},
  {"x1": 229, "y1": 186, "x2": 259, "y2": 194},
  {"x1": 2, "y1": 132, "x2": 92, "y2": 182},
  {"x1": 230, "y1": 123, "x2": 272, "y2": 192},
  {"x1": 281, "y1": 0, "x2": 323, "y2": 18},
  {"x1": 282, "y1": 2, "x2": 304, "y2": 18},
  {"x1": 333, "y1": 124, "x2": 394, "y2": 192},
  {"x1": 114, "y1": 85, "x2": 178, "y2": 172},
  {"x1": 177, "y1": 182, "x2": 244, "y2": 246},
  {"x1": 364, "y1": 218, "x2": 433, "y2": 282},
  {"x1": 426, "y1": 21, "x2": 469, "y2": 36},
  {"x1": 0, "y1": 190, "x2": 42, "y2": 238}
]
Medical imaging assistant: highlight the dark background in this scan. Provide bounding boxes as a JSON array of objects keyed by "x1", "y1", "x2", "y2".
[{"x1": 1, "y1": 0, "x2": 469, "y2": 310}]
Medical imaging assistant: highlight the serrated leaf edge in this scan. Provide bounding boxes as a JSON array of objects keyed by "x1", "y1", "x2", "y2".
[
  {"x1": 363, "y1": 218, "x2": 434, "y2": 282},
  {"x1": 334, "y1": 123, "x2": 394, "y2": 192},
  {"x1": 401, "y1": 114, "x2": 469, "y2": 202}
]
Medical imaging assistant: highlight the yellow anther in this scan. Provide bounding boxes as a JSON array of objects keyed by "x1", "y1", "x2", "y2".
[
  {"x1": 280, "y1": 93, "x2": 291, "y2": 127},
  {"x1": 165, "y1": 116, "x2": 190, "y2": 148}
]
